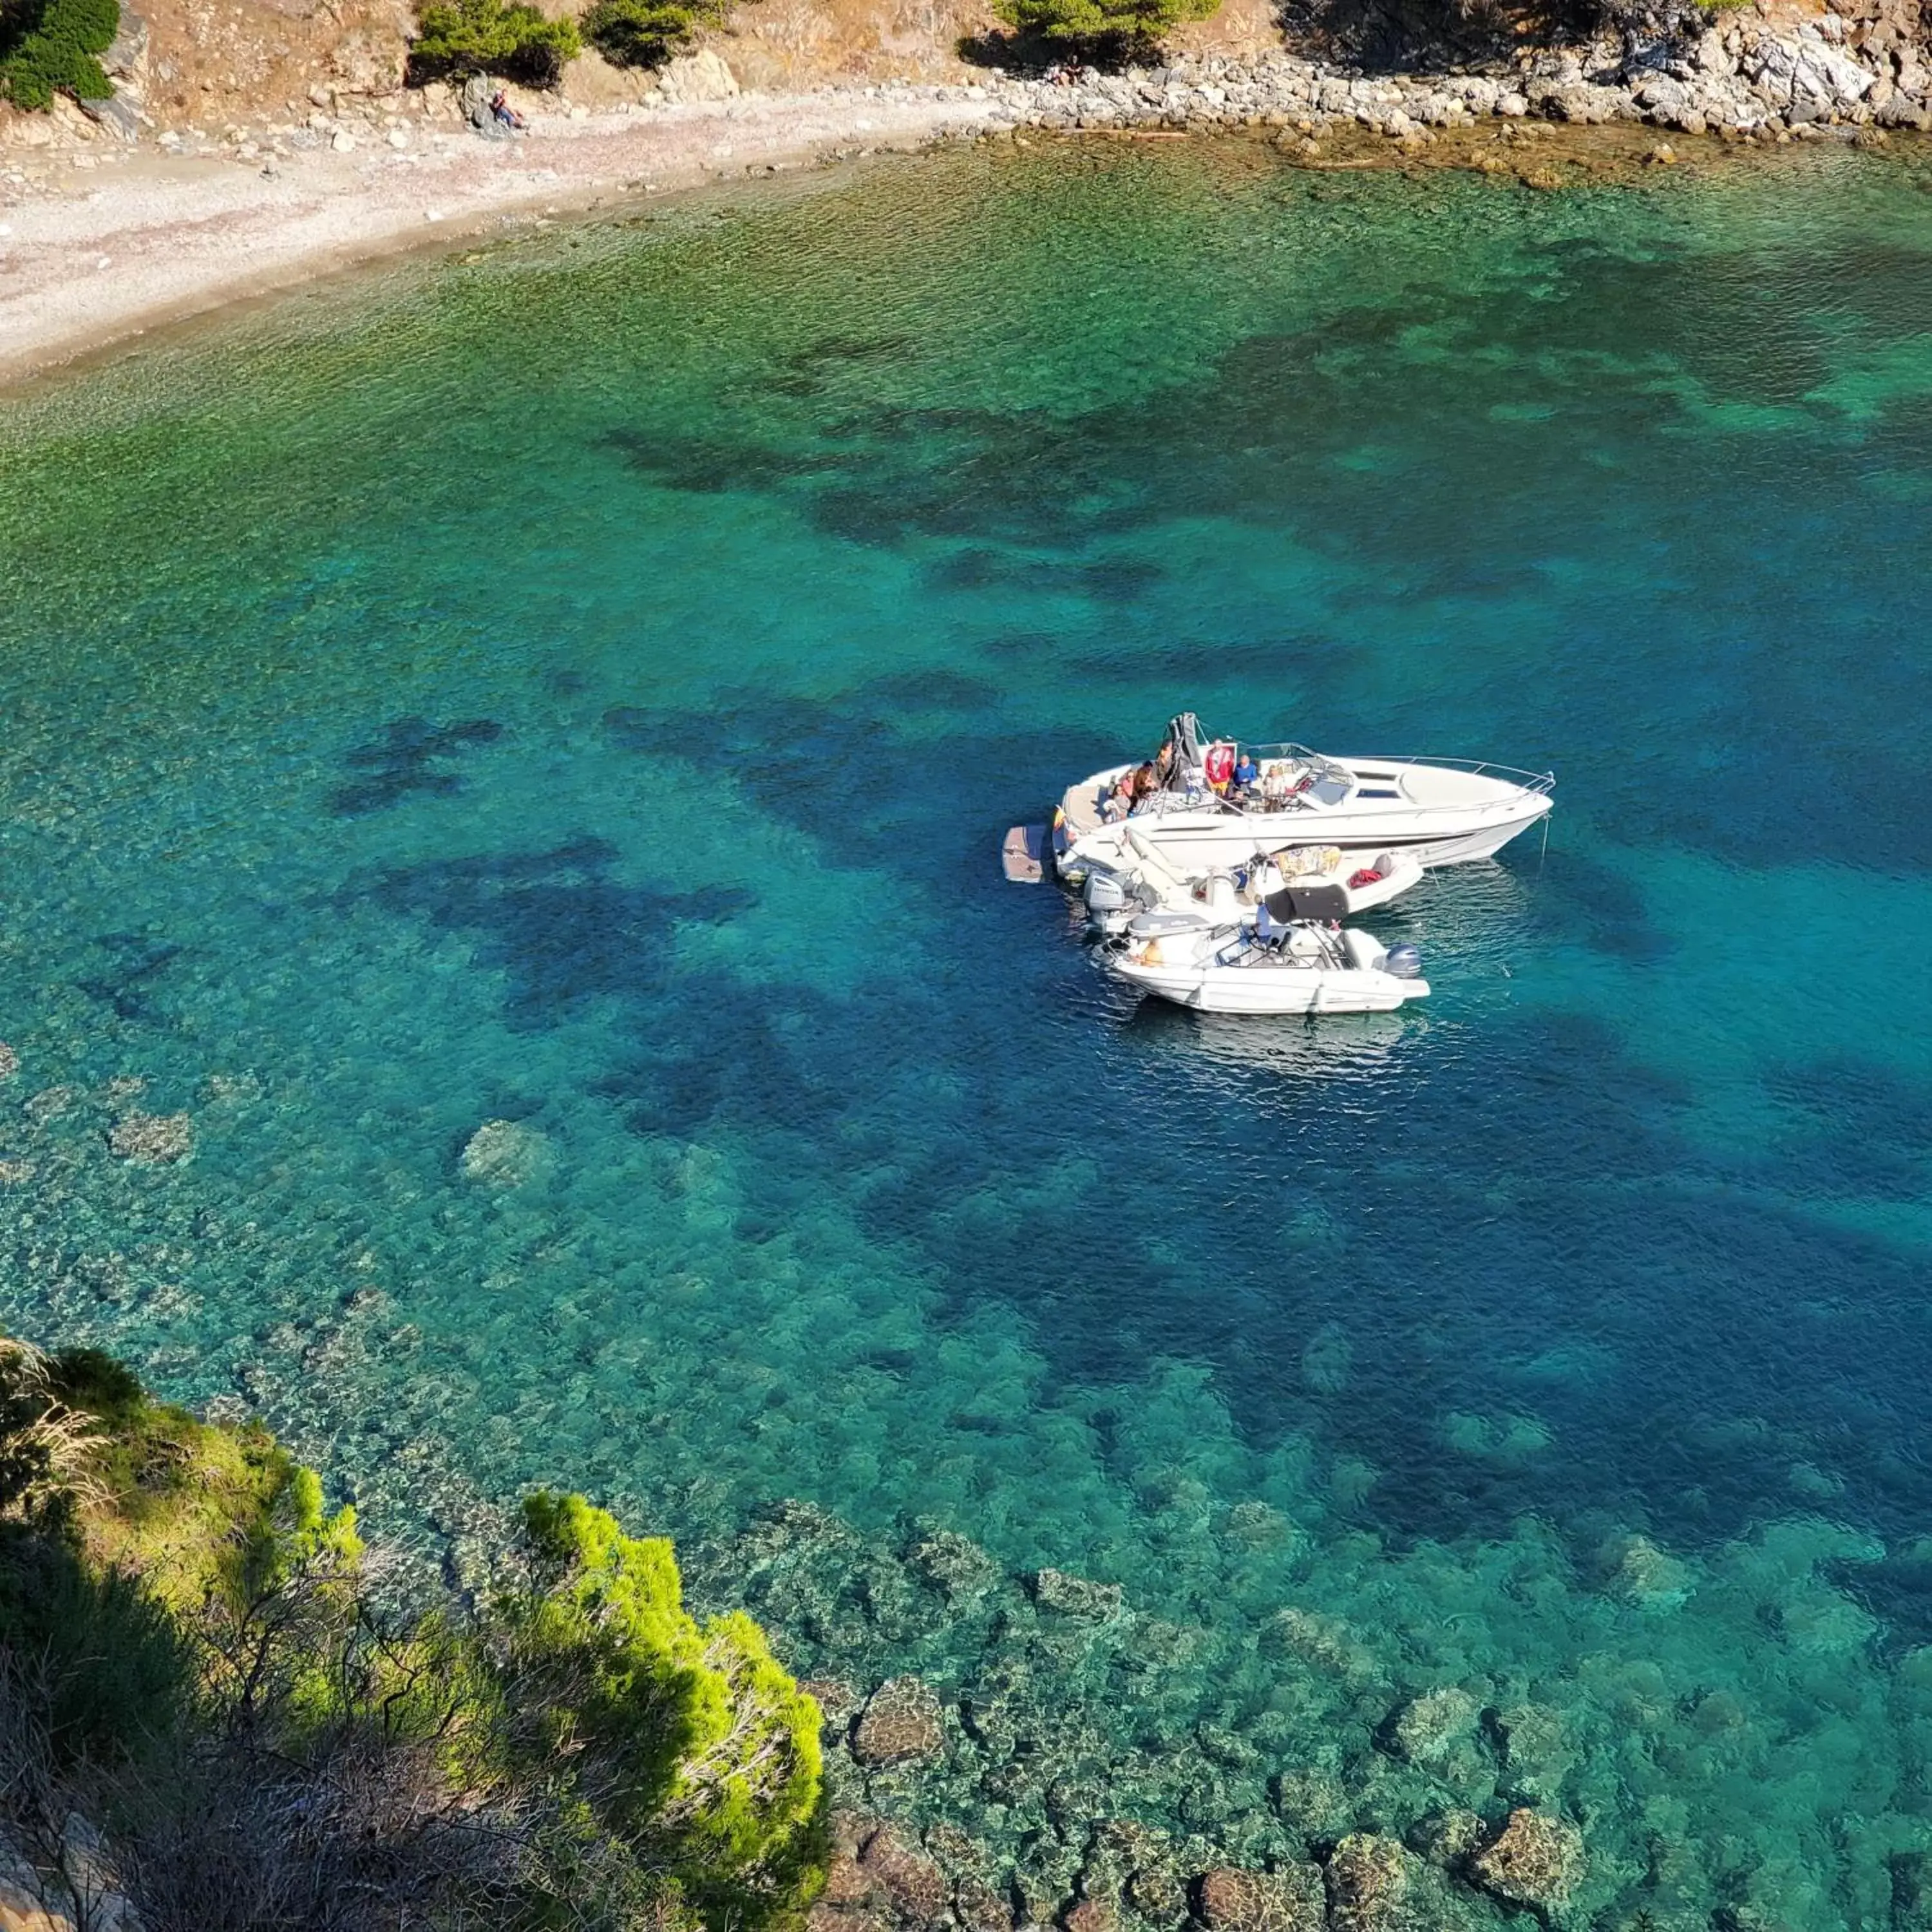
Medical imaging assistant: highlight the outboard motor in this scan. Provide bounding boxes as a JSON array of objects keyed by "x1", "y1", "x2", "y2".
[
  {"x1": 1383, "y1": 942, "x2": 1424, "y2": 980},
  {"x1": 1084, "y1": 871, "x2": 1130, "y2": 917}
]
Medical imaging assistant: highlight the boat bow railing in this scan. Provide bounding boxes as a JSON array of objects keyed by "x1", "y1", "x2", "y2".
[{"x1": 1355, "y1": 755, "x2": 1557, "y2": 796}]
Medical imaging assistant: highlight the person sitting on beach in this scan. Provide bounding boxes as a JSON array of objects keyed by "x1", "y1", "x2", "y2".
[{"x1": 491, "y1": 90, "x2": 527, "y2": 130}]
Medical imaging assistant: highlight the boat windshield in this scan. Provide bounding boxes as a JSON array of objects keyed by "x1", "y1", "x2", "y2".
[{"x1": 1236, "y1": 744, "x2": 1354, "y2": 812}]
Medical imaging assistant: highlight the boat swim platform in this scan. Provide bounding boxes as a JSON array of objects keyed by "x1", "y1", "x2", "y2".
[{"x1": 1001, "y1": 824, "x2": 1046, "y2": 884}]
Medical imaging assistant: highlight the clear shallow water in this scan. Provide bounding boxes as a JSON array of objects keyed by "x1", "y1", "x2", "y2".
[{"x1": 6, "y1": 141, "x2": 1932, "y2": 1925}]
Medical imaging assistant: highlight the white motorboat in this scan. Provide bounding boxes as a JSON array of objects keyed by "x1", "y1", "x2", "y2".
[
  {"x1": 1079, "y1": 822, "x2": 1423, "y2": 937},
  {"x1": 1104, "y1": 914, "x2": 1429, "y2": 1016},
  {"x1": 1054, "y1": 714, "x2": 1553, "y2": 879}
]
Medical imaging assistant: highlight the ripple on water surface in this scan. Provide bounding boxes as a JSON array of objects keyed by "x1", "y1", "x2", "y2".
[{"x1": 5, "y1": 138, "x2": 1932, "y2": 1929}]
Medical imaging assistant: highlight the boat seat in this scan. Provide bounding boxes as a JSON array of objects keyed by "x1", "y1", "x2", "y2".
[{"x1": 1264, "y1": 882, "x2": 1349, "y2": 923}]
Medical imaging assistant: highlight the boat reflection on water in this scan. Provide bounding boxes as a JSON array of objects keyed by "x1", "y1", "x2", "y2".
[{"x1": 1114, "y1": 994, "x2": 1426, "y2": 1091}]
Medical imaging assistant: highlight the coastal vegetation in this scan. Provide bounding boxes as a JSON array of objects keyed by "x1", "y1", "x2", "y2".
[
  {"x1": 0, "y1": 1333, "x2": 824, "y2": 1931},
  {"x1": 581, "y1": 0, "x2": 732, "y2": 70},
  {"x1": 987, "y1": 0, "x2": 1220, "y2": 61},
  {"x1": 407, "y1": 0, "x2": 581, "y2": 86},
  {"x1": 0, "y1": 0, "x2": 116, "y2": 109}
]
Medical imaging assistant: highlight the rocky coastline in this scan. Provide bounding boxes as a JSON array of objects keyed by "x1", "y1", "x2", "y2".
[{"x1": 958, "y1": 1, "x2": 1928, "y2": 144}]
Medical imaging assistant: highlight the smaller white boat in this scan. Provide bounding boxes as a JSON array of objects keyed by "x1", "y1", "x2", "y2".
[
  {"x1": 1104, "y1": 913, "x2": 1428, "y2": 1015},
  {"x1": 1079, "y1": 824, "x2": 1423, "y2": 937}
]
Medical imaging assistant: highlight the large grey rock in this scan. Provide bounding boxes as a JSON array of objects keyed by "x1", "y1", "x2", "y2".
[
  {"x1": 80, "y1": 90, "x2": 142, "y2": 138},
  {"x1": 657, "y1": 48, "x2": 737, "y2": 104},
  {"x1": 461, "y1": 71, "x2": 515, "y2": 138},
  {"x1": 102, "y1": 8, "x2": 148, "y2": 82}
]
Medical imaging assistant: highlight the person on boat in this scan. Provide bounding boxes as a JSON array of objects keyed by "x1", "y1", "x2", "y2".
[
  {"x1": 1103, "y1": 770, "x2": 1136, "y2": 821},
  {"x1": 1130, "y1": 760, "x2": 1159, "y2": 806},
  {"x1": 1204, "y1": 740, "x2": 1236, "y2": 795},
  {"x1": 1233, "y1": 749, "x2": 1259, "y2": 793},
  {"x1": 1151, "y1": 739, "x2": 1176, "y2": 790}
]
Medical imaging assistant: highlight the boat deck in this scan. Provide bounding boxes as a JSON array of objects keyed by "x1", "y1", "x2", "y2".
[{"x1": 1059, "y1": 778, "x2": 1106, "y2": 841}]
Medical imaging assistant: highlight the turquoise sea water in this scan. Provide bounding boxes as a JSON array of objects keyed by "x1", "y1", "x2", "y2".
[{"x1": 6, "y1": 139, "x2": 1932, "y2": 1925}]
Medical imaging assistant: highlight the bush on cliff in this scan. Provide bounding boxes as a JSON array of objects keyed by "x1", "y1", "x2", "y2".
[
  {"x1": 0, "y1": 1336, "x2": 824, "y2": 1932},
  {"x1": 408, "y1": 0, "x2": 580, "y2": 86},
  {"x1": 507, "y1": 1491, "x2": 825, "y2": 1900},
  {"x1": 988, "y1": 0, "x2": 1218, "y2": 57},
  {"x1": 0, "y1": 0, "x2": 118, "y2": 109},
  {"x1": 579, "y1": 0, "x2": 722, "y2": 68}
]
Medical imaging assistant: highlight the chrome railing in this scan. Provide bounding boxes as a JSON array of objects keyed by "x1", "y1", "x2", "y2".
[{"x1": 1242, "y1": 746, "x2": 1557, "y2": 797}]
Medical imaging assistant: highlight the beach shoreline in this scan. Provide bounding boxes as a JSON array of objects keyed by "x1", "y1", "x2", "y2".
[
  {"x1": 0, "y1": 87, "x2": 1001, "y2": 390},
  {"x1": 3, "y1": 30, "x2": 1923, "y2": 395}
]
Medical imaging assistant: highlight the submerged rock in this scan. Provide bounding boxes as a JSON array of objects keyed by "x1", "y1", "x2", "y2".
[
  {"x1": 1030, "y1": 1567, "x2": 1124, "y2": 1620},
  {"x1": 1195, "y1": 1865, "x2": 1325, "y2": 1932},
  {"x1": 801, "y1": 1677, "x2": 862, "y2": 1725},
  {"x1": 1388, "y1": 1685, "x2": 1479, "y2": 1767},
  {"x1": 853, "y1": 1676, "x2": 945, "y2": 1765},
  {"x1": 26, "y1": 1085, "x2": 79, "y2": 1124},
  {"x1": 908, "y1": 1524, "x2": 1001, "y2": 1603},
  {"x1": 1063, "y1": 1898, "x2": 1116, "y2": 1932},
  {"x1": 824, "y1": 1852, "x2": 885, "y2": 1909},
  {"x1": 458, "y1": 1118, "x2": 554, "y2": 1189},
  {"x1": 1223, "y1": 1500, "x2": 1291, "y2": 1548},
  {"x1": 108, "y1": 1110, "x2": 193, "y2": 1164},
  {"x1": 1409, "y1": 1808, "x2": 1486, "y2": 1866},
  {"x1": 1597, "y1": 1532, "x2": 1691, "y2": 1609},
  {"x1": 1470, "y1": 1808, "x2": 1586, "y2": 1911},
  {"x1": 862, "y1": 1826, "x2": 949, "y2": 1922},
  {"x1": 1126, "y1": 1864, "x2": 1188, "y2": 1928},
  {"x1": 1322, "y1": 1835, "x2": 1408, "y2": 1932},
  {"x1": 954, "y1": 1872, "x2": 1015, "y2": 1932},
  {"x1": 0, "y1": 1043, "x2": 17, "y2": 1080}
]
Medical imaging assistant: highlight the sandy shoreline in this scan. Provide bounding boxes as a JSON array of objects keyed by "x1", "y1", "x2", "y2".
[{"x1": 0, "y1": 88, "x2": 998, "y2": 389}]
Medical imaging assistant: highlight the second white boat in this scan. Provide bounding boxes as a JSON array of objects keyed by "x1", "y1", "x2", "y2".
[{"x1": 1104, "y1": 916, "x2": 1430, "y2": 1015}]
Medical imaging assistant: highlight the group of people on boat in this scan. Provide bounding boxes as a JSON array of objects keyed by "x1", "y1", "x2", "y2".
[{"x1": 1101, "y1": 728, "x2": 1265, "y2": 822}]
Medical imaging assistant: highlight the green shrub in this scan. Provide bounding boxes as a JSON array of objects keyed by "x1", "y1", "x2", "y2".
[
  {"x1": 580, "y1": 0, "x2": 719, "y2": 68},
  {"x1": 0, "y1": 0, "x2": 118, "y2": 109},
  {"x1": 0, "y1": 1535, "x2": 191, "y2": 1765},
  {"x1": 505, "y1": 1492, "x2": 823, "y2": 1891},
  {"x1": 409, "y1": 0, "x2": 581, "y2": 85},
  {"x1": 48, "y1": 1346, "x2": 144, "y2": 1427},
  {"x1": 989, "y1": 0, "x2": 1217, "y2": 55}
]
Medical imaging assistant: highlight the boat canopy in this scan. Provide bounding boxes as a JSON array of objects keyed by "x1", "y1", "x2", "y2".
[{"x1": 1160, "y1": 712, "x2": 1206, "y2": 786}]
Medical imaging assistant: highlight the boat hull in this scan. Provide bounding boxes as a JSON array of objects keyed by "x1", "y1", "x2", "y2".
[
  {"x1": 1070, "y1": 798, "x2": 1547, "y2": 875},
  {"x1": 1057, "y1": 753, "x2": 1553, "y2": 878},
  {"x1": 1110, "y1": 960, "x2": 1430, "y2": 1014}
]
